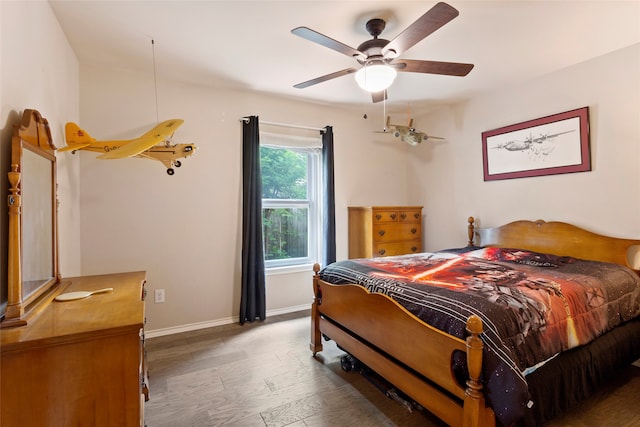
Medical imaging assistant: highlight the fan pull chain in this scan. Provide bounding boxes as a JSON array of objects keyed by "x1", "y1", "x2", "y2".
[{"x1": 383, "y1": 96, "x2": 387, "y2": 131}]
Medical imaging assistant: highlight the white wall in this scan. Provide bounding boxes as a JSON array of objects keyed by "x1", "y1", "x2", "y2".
[
  {"x1": 0, "y1": 1, "x2": 82, "y2": 311},
  {"x1": 77, "y1": 63, "x2": 411, "y2": 333},
  {"x1": 410, "y1": 44, "x2": 640, "y2": 252}
]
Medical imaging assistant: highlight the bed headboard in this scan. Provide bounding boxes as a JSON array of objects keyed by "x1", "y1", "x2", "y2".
[{"x1": 468, "y1": 217, "x2": 640, "y2": 273}]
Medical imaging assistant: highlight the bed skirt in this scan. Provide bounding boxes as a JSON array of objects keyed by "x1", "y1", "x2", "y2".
[{"x1": 522, "y1": 317, "x2": 640, "y2": 426}]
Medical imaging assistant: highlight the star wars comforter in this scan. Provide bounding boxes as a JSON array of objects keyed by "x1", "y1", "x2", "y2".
[{"x1": 318, "y1": 248, "x2": 640, "y2": 426}]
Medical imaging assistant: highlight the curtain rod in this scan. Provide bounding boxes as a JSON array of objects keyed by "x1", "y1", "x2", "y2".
[{"x1": 240, "y1": 117, "x2": 326, "y2": 132}]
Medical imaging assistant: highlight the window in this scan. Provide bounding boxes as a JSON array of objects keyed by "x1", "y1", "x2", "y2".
[{"x1": 260, "y1": 132, "x2": 322, "y2": 270}]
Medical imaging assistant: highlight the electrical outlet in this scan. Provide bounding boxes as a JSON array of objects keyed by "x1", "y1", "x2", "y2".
[{"x1": 154, "y1": 289, "x2": 165, "y2": 304}]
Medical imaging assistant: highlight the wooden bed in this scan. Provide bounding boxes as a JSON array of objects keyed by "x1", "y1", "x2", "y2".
[{"x1": 310, "y1": 217, "x2": 640, "y2": 427}]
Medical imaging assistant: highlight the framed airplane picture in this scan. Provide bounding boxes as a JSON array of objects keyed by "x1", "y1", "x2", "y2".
[{"x1": 481, "y1": 107, "x2": 591, "y2": 181}]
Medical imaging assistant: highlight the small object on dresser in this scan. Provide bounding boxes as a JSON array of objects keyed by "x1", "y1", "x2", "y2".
[{"x1": 54, "y1": 287, "x2": 113, "y2": 301}]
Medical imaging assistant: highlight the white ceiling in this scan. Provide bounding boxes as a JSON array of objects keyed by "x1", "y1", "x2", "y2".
[{"x1": 49, "y1": 1, "x2": 640, "y2": 109}]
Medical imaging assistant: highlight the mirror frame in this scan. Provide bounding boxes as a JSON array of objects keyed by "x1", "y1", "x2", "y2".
[{"x1": 3, "y1": 109, "x2": 60, "y2": 327}]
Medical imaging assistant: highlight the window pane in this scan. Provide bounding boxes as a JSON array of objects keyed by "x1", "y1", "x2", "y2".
[
  {"x1": 262, "y1": 207, "x2": 308, "y2": 260},
  {"x1": 260, "y1": 146, "x2": 307, "y2": 199}
]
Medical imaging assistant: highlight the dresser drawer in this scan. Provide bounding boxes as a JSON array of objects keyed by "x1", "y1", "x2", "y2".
[
  {"x1": 372, "y1": 223, "x2": 421, "y2": 242},
  {"x1": 398, "y1": 209, "x2": 421, "y2": 223},
  {"x1": 372, "y1": 210, "x2": 400, "y2": 223},
  {"x1": 373, "y1": 240, "x2": 422, "y2": 257}
]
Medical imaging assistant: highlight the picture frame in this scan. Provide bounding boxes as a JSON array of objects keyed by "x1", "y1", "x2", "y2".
[{"x1": 481, "y1": 107, "x2": 590, "y2": 181}]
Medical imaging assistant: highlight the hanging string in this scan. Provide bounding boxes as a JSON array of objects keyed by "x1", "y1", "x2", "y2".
[
  {"x1": 406, "y1": 102, "x2": 411, "y2": 127},
  {"x1": 152, "y1": 39, "x2": 159, "y2": 124}
]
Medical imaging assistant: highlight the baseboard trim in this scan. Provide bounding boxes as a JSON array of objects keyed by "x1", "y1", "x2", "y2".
[{"x1": 145, "y1": 304, "x2": 310, "y2": 338}]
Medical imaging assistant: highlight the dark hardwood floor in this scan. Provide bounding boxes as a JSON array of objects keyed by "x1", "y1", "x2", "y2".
[{"x1": 145, "y1": 310, "x2": 640, "y2": 426}]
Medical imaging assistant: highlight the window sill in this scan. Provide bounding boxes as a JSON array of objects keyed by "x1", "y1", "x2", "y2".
[{"x1": 265, "y1": 263, "x2": 316, "y2": 276}]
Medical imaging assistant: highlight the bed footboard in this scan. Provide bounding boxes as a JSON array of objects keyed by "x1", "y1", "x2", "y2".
[{"x1": 310, "y1": 264, "x2": 495, "y2": 427}]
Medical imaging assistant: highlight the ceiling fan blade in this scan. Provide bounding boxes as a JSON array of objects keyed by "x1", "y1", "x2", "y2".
[
  {"x1": 394, "y1": 59, "x2": 474, "y2": 76},
  {"x1": 382, "y1": 2, "x2": 459, "y2": 58},
  {"x1": 292, "y1": 27, "x2": 366, "y2": 60},
  {"x1": 371, "y1": 90, "x2": 387, "y2": 103},
  {"x1": 294, "y1": 68, "x2": 358, "y2": 89}
]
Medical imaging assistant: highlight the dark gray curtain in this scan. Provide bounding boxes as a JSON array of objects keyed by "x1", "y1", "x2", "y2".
[
  {"x1": 322, "y1": 126, "x2": 336, "y2": 266},
  {"x1": 240, "y1": 116, "x2": 266, "y2": 324}
]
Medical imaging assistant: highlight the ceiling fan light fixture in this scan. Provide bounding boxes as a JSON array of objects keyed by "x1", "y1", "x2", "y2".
[{"x1": 354, "y1": 63, "x2": 397, "y2": 92}]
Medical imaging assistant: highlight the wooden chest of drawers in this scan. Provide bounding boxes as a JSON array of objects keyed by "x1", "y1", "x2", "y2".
[
  {"x1": 1, "y1": 271, "x2": 148, "y2": 427},
  {"x1": 348, "y1": 206, "x2": 423, "y2": 258}
]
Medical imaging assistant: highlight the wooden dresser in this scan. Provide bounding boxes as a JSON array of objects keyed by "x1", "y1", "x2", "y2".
[
  {"x1": 348, "y1": 206, "x2": 423, "y2": 258},
  {"x1": 1, "y1": 271, "x2": 148, "y2": 427}
]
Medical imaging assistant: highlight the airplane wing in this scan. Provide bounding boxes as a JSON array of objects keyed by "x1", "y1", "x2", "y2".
[
  {"x1": 58, "y1": 142, "x2": 91, "y2": 152},
  {"x1": 97, "y1": 119, "x2": 184, "y2": 159},
  {"x1": 138, "y1": 119, "x2": 184, "y2": 140}
]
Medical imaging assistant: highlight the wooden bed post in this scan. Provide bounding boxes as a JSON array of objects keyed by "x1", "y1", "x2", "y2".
[
  {"x1": 463, "y1": 314, "x2": 494, "y2": 427},
  {"x1": 310, "y1": 263, "x2": 323, "y2": 355},
  {"x1": 467, "y1": 216, "x2": 476, "y2": 247}
]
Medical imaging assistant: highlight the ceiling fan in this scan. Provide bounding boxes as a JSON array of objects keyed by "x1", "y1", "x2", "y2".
[{"x1": 291, "y1": 2, "x2": 474, "y2": 103}]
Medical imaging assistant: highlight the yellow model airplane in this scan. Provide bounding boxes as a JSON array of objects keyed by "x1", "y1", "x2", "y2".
[{"x1": 59, "y1": 119, "x2": 197, "y2": 175}]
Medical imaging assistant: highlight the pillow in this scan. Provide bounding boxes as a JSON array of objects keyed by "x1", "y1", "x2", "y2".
[{"x1": 465, "y1": 247, "x2": 575, "y2": 268}]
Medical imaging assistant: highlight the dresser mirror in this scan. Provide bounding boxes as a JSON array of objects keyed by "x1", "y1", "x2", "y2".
[{"x1": 3, "y1": 109, "x2": 60, "y2": 327}]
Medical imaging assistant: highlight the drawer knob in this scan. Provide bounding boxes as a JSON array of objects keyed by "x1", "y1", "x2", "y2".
[
  {"x1": 414, "y1": 213, "x2": 420, "y2": 219},
  {"x1": 390, "y1": 214, "x2": 397, "y2": 220},
  {"x1": 378, "y1": 230, "x2": 386, "y2": 237},
  {"x1": 400, "y1": 213, "x2": 407, "y2": 220},
  {"x1": 375, "y1": 214, "x2": 382, "y2": 220},
  {"x1": 411, "y1": 246, "x2": 418, "y2": 252},
  {"x1": 411, "y1": 228, "x2": 417, "y2": 234},
  {"x1": 378, "y1": 249, "x2": 386, "y2": 256}
]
